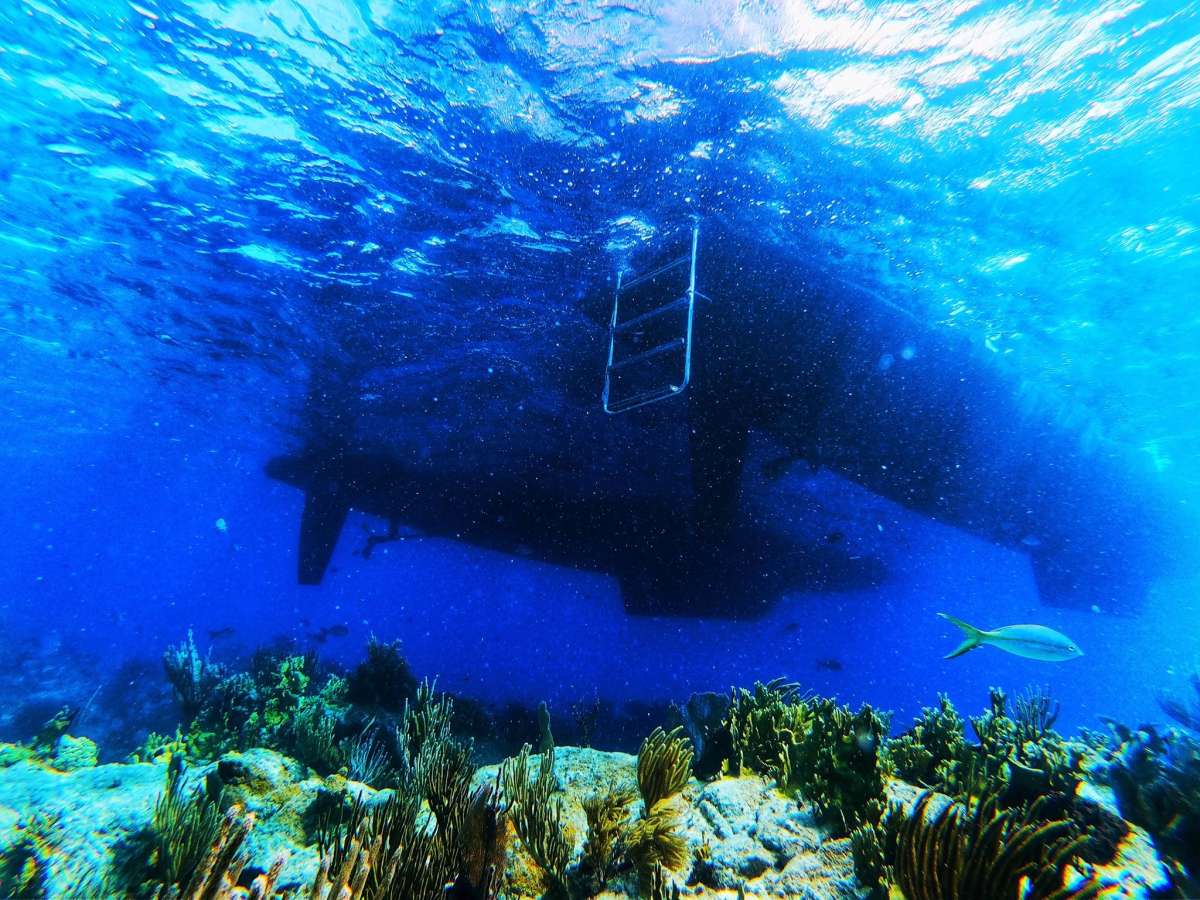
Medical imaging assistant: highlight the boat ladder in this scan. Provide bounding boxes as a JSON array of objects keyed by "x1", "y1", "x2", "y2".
[{"x1": 602, "y1": 223, "x2": 703, "y2": 414}]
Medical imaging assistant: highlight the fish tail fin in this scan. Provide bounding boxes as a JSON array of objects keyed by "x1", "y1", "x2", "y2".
[{"x1": 938, "y1": 612, "x2": 985, "y2": 659}]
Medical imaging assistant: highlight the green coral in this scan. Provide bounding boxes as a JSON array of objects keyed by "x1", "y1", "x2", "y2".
[
  {"x1": 625, "y1": 803, "x2": 688, "y2": 892},
  {"x1": 884, "y1": 694, "x2": 965, "y2": 786},
  {"x1": 724, "y1": 679, "x2": 809, "y2": 780},
  {"x1": 1090, "y1": 722, "x2": 1200, "y2": 889},
  {"x1": 939, "y1": 687, "x2": 1083, "y2": 807},
  {"x1": 883, "y1": 790, "x2": 1101, "y2": 900},
  {"x1": 262, "y1": 654, "x2": 311, "y2": 730},
  {"x1": 51, "y1": 734, "x2": 98, "y2": 771},
  {"x1": 156, "y1": 642, "x2": 353, "y2": 770},
  {"x1": 637, "y1": 727, "x2": 693, "y2": 811},
  {"x1": 721, "y1": 681, "x2": 889, "y2": 839},
  {"x1": 887, "y1": 688, "x2": 1083, "y2": 813},
  {"x1": 579, "y1": 789, "x2": 635, "y2": 893},
  {"x1": 785, "y1": 698, "x2": 890, "y2": 837},
  {"x1": 499, "y1": 743, "x2": 572, "y2": 896}
]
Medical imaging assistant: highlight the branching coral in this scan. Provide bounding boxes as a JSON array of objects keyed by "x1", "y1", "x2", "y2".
[
  {"x1": 499, "y1": 743, "x2": 571, "y2": 895},
  {"x1": 625, "y1": 803, "x2": 688, "y2": 890},
  {"x1": 453, "y1": 784, "x2": 508, "y2": 900},
  {"x1": 1093, "y1": 722, "x2": 1200, "y2": 887},
  {"x1": 579, "y1": 789, "x2": 635, "y2": 893},
  {"x1": 169, "y1": 804, "x2": 256, "y2": 899},
  {"x1": 781, "y1": 698, "x2": 890, "y2": 837},
  {"x1": 346, "y1": 723, "x2": 393, "y2": 786},
  {"x1": 724, "y1": 679, "x2": 807, "y2": 778},
  {"x1": 346, "y1": 637, "x2": 417, "y2": 713},
  {"x1": 646, "y1": 863, "x2": 682, "y2": 900},
  {"x1": 1013, "y1": 684, "x2": 1060, "y2": 742},
  {"x1": 163, "y1": 630, "x2": 225, "y2": 721},
  {"x1": 414, "y1": 728, "x2": 475, "y2": 835},
  {"x1": 885, "y1": 790, "x2": 1103, "y2": 900},
  {"x1": 637, "y1": 727, "x2": 693, "y2": 811},
  {"x1": 315, "y1": 788, "x2": 452, "y2": 900},
  {"x1": 0, "y1": 813, "x2": 56, "y2": 898},
  {"x1": 151, "y1": 755, "x2": 229, "y2": 889},
  {"x1": 885, "y1": 694, "x2": 966, "y2": 786},
  {"x1": 293, "y1": 698, "x2": 345, "y2": 776},
  {"x1": 399, "y1": 679, "x2": 456, "y2": 770}
]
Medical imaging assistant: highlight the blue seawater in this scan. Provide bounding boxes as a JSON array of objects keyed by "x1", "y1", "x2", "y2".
[{"x1": 1, "y1": 0, "x2": 1198, "y2": 754}]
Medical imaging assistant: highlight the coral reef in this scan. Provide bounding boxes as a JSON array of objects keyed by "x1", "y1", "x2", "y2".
[
  {"x1": 884, "y1": 789, "x2": 1102, "y2": 900},
  {"x1": 637, "y1": 726, "x2": 693, "y2": 812},
  {"x1": 723, "y1": 678, "x2": 807, "y2": 779},
  {"x1": 499, "y1": 743, "x2": 572, "y2": 895},
  {"x1": 0, "y1": 636, "x2": 1187, "y2": 898},
  {"x1": 887, "y1": 686, "x2": 1084, "y2": 814},
  {"x1": 1087, "y1": 720, "x2": 1200, "y2": 891},
  {"x1": 578, "y1": 789, "x2": 634, "y2": 893},
  {"x1": 884, "y1": 694, "x2": 966, "y2": 786},
  {"x1": 344, "y1": 637, "x2": 417, "y2": 713}
]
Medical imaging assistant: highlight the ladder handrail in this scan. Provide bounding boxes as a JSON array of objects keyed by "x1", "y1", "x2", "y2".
[{"x1": 602, "y1": 223, "x2": 700, "y2": 414}]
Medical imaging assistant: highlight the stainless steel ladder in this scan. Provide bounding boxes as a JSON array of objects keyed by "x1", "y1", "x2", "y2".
[{"x1": 602, "y1": 223, "x2": 701, "y2": 414}]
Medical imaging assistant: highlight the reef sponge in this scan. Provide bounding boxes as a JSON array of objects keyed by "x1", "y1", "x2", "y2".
[
  {"x1": 637, "y1": 727, "x2": 693, "y2": 811},
  {"x1": 676, "y1": 691, "x2": 731, "y2": 780},
  {"x1": 499, "y1": 743, "x2": 572, "y2": 896},
  {"x1": 885, "y1": 790, "x2": 1102, "y2": 900}
]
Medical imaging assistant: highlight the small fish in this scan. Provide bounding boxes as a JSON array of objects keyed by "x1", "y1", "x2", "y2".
[
  {"x1": 207, "y1": 626, "x2": 236, "y2": 640},
  {"x1": 815, "y1": 658, "x2": 844, "y2": 672},
  {"x1": 309, "y1": 623, "x2": 350, "y2": 644},
  {"x1": 938, "y1": 613, "x2": 1083, "y2": 662}
]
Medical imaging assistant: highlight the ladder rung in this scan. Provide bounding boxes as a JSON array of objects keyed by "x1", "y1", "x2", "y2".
[
  {"x1": 605, "y1": 385, "x2": 681, "y2": 413},
  {"x1": 609, "y1": 337, "x2": 685, "y2": 372},
  {"x1": 614, "y1": 296, "x2": 689, "y2": 334},
  {"x1": 617, "y1": 254, "x2": 690, "y2": 292}
]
